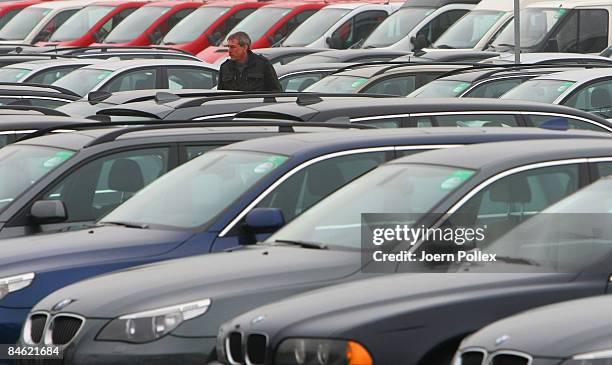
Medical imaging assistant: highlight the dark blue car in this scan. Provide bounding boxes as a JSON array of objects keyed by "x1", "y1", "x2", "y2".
[{"x1": 0, "y1": 127, "x2": 609, "y2": 344}]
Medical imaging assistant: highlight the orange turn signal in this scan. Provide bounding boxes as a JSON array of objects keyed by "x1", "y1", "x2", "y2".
[{"x1": 346, "y1": 341, "x2": 373, "y2": 365}]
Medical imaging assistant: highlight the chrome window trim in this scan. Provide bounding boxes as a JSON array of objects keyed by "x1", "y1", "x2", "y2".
[
  {"x1": 219, "y1": 145, "x2": 459, "y2": 237},
  {"x1": 459, "y1": 75, "x2": 532, "y2": 97},
  {"x1": 351, "y1": 114, "x2": 411, "y2": 122},
  {"x1": 43, "y1": 312, "x2": 86, "y2": 347},
  {"x1": 22, "y1": 311, "x2": 49, "y2": 345},
  {"x1": 279, "y1": 70, "x2": 336, "y2": 79},
  {"x1": 193, "y1": 113, "x2": 237, "y2": 120},
  {"x1": 245, "y1": 332, "x2": 270, "y2": 365},
  {"x1": 409, "y1": 157, "x2": 589, "y2": 253}
]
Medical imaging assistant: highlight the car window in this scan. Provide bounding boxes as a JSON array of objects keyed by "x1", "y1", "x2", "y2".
[
  {"x1": 256, "y1": 151, "x2": 388, "y2": 222},
  {"x1": 432, "y1": 114, "x2": 519, "y2": 127},
  {"x1": 43, "y1": 147, "x2": 171, "y2": 222},
  {"x1": 97, "y1": 7, "x2": 137, "y2": 41},
  {"x1": 330, "y1": 10, "x2": 388, "y2": 49},
  {"x1": 186, "y1": 145, "x2": 220, "y2": 161},
  {"x1": 463, "y1": 78, "x2": 524, "y2": 98},
  {"x1": 447, "y1": 164, "x2": 580, "y2": 247},
  {"x1": 281, "y1": 72, "x2": 324, "y2": 92},
  {"x1": 27, "y1": 66, "x2": 82, "y2": 85},
  {"x1": 416, "y1": 9, "x2": 468, "y2": 46},
  {"x1": 356, "y1": 118, "x2": 402, "y2": 128},
  {"x1": 526, "y1": 114, "x2": 609, "y2": 132},
  {"x1": 0, "y1": 9, "x2": 21, "y2": 30},
  {"x1": 269, "y1": 9, "x2": 318, "y2": 46},
  {"x1": 562, "y1": 79, "x2": 612, "y2": 119},
  {"x1": 360, "y1": 75, "x2": 417, "y2": 96},
  {"x1": 549, "y1": 9, "x2": 608, "y2": 53},
  {"x1": 594, "y1": 161, "x2": 612, "y2": 179},
  {"x1": 0, "y1": 97, "x2": 68, "y2": 109},
  {"x1": 34, "y1": 8, "x2": 79, "y2": 43},
  {"x1": 102, "y1": 68, "x2": 157, "y2": 93},
  {"x1": 166, "y1": 67, "x2": 217, "y2": 89}
]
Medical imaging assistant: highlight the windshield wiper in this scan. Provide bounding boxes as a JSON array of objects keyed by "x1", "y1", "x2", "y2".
[
  {"x1": 274, "y1": 239, "x2": 328, "y2": 250},
  {"x1": 101, "y1": 221, "x2": 149, "y2": 229},
  {"x1": 494, "y1": 255, "x2": 540, "y2": 266}
]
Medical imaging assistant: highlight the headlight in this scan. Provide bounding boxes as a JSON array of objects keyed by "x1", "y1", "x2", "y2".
[
  {"x1": 276, "y1": 338, "x2": 373, "y2": 365},
  {"x1": 96, "y1": 298, "x2": 211, "y2": 343},
  {"x1": 0, "y1": 273, "x2": 35, "y2": 301},
  {"x1": 563, "y1": 349, "x2": 612, "y2": 365}
]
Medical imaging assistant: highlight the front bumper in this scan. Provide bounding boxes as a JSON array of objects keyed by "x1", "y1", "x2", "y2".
[
  {"x1": 0, "y1": 307, "x2": 30, "y2": 344},
  {"x1": 17, "y1": 318, "x2": 216, "y2": 365}
]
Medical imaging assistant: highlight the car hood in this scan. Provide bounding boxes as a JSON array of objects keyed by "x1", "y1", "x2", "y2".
[
  {"x1": 226, "y1": 273, "x2": 577, "y2": 338},
  {"x1": 34, "y1": 245, "x2": 361, "y2": 318},
  {"x1": 461, "y1": 294, "x2": 612, "y2": 358},
  {"x1": 0, "y1": 225, "x2": 192, "y2": 279}
]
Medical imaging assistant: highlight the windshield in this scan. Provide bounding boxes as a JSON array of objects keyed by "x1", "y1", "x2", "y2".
[
  {"x1": 304, "y1": 75, "x2": 368, "y2": 93},
  {"x1": 0, "y1": 67, "x2": 32, "y2": 82},
  {"x1": 100, "y1": 150, "x2": 289, "y2": 229},
  {"x1": 408, "y1": 80, "x2": 472, "y2": 98},
  {"x1": 223, "y1": 7, "x2": 291, "y2": 43},
  {"x1": 283, "y1": 8, "x2": 350, "y2": 46},
  {"x1": 50, "y1": 5, "x2": 115, "y2": 41},
  {"x1": 53, "y1": 68, "x2": 113, "y2": 97},
  {"x1": 501, "y1": 79, "x2": 574, "y2": 104},
  {"x1": 104, "y1": 6, "x2": 170, "y2": 43},
  {"x1": 0, "y1": 145, "x2": 75, "y2": 213},
  {"x1": 452, "y1": 178, "x2": 612, "y2": 273},
  {"x1": 162, "y1": 6, "x2": 230, "y2": 44},
  {"x1": 490, "y1": 8, "x2": 568, "y2": 50},
  {"x1": 433, "y1": 10, "x2": 506, "y2": 49},
  {"x1": 0, "y1": 7, "x2": 50, "y2": 40},
  {"x1": 363, "y1": 7, "x2": 434, "y2": 48},
  {"x1": 267, "y1": 164, "x2": 474, "y2": 249}
]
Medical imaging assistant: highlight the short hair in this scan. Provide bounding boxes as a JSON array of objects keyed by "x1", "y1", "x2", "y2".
[{"x1": 227, "y1": 31, "x2": 251, "y2": 48}]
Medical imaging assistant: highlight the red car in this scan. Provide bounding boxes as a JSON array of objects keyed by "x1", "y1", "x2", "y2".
[
  {"x1": 0, "y1": 0, "x2": 49, "y2": 31},
  {"x1": 38, "y1": 1, "x2": 149, "y2": 47},
  {"x1": 197, "y1": 1, "x2": 325, "y2": 63},
  {"x1": 91, "y1": 1, "x2": 203, "y2": 47},
  {"x1": 160, "y1": 0, "x2": 265, "y2": 55}
]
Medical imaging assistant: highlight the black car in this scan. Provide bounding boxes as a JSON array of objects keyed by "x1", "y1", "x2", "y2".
[
  {"x1": 236, "y1": 97, "x2": 612, "y2": 132},
  {"x1": 256, "y1": 47, "x2": 329, "y2": 66},
  {"x1": 21, "y1": 132, "x2": 612, "y2": 365},
  {"x1": 0, "y1": 114, "x2": 93, "y2": 147},
  {"x1": 289, "y1": 49, "x2": 410, "y2": 65},
  {"x1": 393, "y1": 50, "x2": 500, "y2": 63},
  {"x1": 0, "y1": 83, "x2": 80, "y2": 109},
  {"x1": 216, "y1": 137, "x2": 612, "y2": 365}
]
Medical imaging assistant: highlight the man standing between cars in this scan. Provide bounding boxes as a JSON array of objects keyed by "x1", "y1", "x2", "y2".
[{"x1": 218, "y1": 31, "x2": 282, "y2": 92}]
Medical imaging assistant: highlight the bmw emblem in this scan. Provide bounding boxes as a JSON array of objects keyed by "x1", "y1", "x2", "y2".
[
  {"x1": 52, "y1": 299, "x2": 75, "y2": 312},
  {"x1": 251, "y1": 315, "x2": 266, "y2": 325},
  {"x1": 495, "y1": 335, "x2": 510, "y2": 346}
]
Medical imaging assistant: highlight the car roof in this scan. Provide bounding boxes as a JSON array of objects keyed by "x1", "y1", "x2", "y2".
[
  {"x1": 77, "y1": 59, "x2": 218, "y2": 71},
  {"x1": 332, "y1": 63, "x2": 468, "y2": 78},
  {"x1": 526, "y1": 0, "x2": 610, "y2": 9},
  {"x1": 5, "y1": 58, "x2": 101, "y2": 70},
  {"x1": 33, "y1": 0, "x2": 101, "y2": 10},
  {"x1": 302, "y1": 49, "x2": 409, "y2": 61},
  {"x1": 0, "y1": 115, "x2": 93, "y2": 130},
  {"x1": 218, "y1": 127, "x2": 610, "y2": 156},
  {"x1": 237, "y1": 97, "x2": 607, "y2": 122},
  {"x1": 527, "y1": 68, "x2": 612, "y2": 83},
  {"x1": 394, "y1": 138, "x2": 612, "y2": 171}
]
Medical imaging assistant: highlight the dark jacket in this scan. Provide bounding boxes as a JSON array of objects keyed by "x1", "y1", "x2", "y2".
[{"x1": 218, "y1": 50, "x2": 282, "y2": 92}]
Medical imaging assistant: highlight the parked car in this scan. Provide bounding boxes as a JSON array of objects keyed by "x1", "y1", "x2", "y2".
[
  {"x1": 481, "y1": 52, "x2": 612, "y2": 65},
  {"x1": 58, "y1": 89, "x2": 241, "y2": 118},
  {"x1": 38, "y1": 1, "x2": 147, "y2": 47},
  {"x1": 0, "y1": 82, "x2": 80, "y2": 108},
  {"x1": 288, "y1": 49, "x2": 410, "y2": 65},
  {"x1": 282, "y1": 1, "x2": 400, "y2": 49},
  {"x1": 160, "y1": 1, "x2": 267, "y2": 55},
  {"x1": 0, "y1": 0, "x2": 47, "y2": 31},
  {"x1": 501, "y1": 68, "x2": 612, "y2": 119},
  {"x1": 21, "y1": 133, "x2": 612, "y2": 364},
  {"x1": 52, "y1": 59, "x2": 219, "y2": 97},
  {"x1": 276, "y1": 62, "x2": 352, "y2": 91},
  {"x1": 0, "y1": 58, "x2": 100, "y2": 84},
  {"x1": 392, "y1": 49, "x2": 500, "y2": 63},
  {"x1": 0, "y1": 0, "x2": 101, "y2": 45},
  {"x1": 487, "y1": 1, "x2": 612, "y2": 54},
  {"x1": 360, "y1": 0, "x2": 479, "y2": 51},
  {"x1": 304, "y1": 63, "x2": 468, "y2": 96},
  {"x1": 44, "y1": 45, "x2": 203, "y2": 61},
  {"x1": 217, "y1": 47, "x2": 330, "y2": 67},
  {"x1": 236, "y1": 97, "x2": 612, "y2": 132},
  {"x1": 91, "y1": 1, "x2": 202, "y2": 47},
  {"x1": 198, "y1": 1, "x2": 326, "y2": 63},
  {"x1": 408, "y1": 65, "x2": 576, "y2": 98},
  {"x1": 0, "y1": 114, "x2": 93, "y2": 147}
]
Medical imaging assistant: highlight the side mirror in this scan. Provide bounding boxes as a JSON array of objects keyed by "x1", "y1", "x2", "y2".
[
  {"x1": 410, "y1": 34, "x2": 429, "y2": 51},
  {"x1": 87, "y1": 90, "x2": 112, "y2": 104},
  {"x1": 544, "y1": 38, "x2": 559, "y2": 52},
  {"x1": 326, "y1": 35, "x2": 342, "y2": 49},
  {"x1": 244, "y1": 208, "x2": 285, "y2": 234},
  {"x1": 31, "y1": 200, "x2": 67, "y2": 224},
  {"x1": 93, "y1": 31, "x2": 104, "y2": 42}
]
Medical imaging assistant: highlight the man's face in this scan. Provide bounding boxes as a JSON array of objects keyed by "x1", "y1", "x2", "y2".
[{"x1": 227, "y1": 38, "x2": 248, "y2": 61}]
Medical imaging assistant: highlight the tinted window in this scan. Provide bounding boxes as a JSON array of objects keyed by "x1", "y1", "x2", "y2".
[
  {"x1": 416, "y1": 9, "x2": 468, "y2": 46},
  {"x1": 270, "y1": 9, "x2": 318, "y2": 45},
  {"x1": 44, "y1": 148, "x2": 170, "y2": 222},
  {"x1": 27, "y1": 66, "x2": 82, "y2": 84},
  {"x1": 186, "y1": 145, "x2": 220, "y2": 161},
  {"x1": 526, "y1": 114, "x2": 609, "y2": 132},
  {"x1": 96, "y1": 7, "x2": 137, "y2": 41},
  {"x1": 595, "y1": 161, "x2": 612, "y2": 179},
  {"x1": 547, "y1": 9, "x2": 608, "y2": 53},
  {"x1": 562, "y1": 79, "x2": 612, "y2": 118},
  {"x1": 167, "y1": 67, "x2": 217, "y2": 89},
  {"x1": 103, "y1": 68, "x2": 157, "y2": 93},
  {"x1": 448, "y1": 164, "x2": 580, "y2": 245},
  {"x1": 433, "y1": 114, "x2": 519, "y2": 127},
  {"x1": 256, "y1": 152, "x2": 387, "y2": 222},
  {"x1": 463, "y1": 78, "x2": 523, "y2": 98},
  {"x1": 360, "y1": 75, "x2": 417, "y2": 96},
  {"x1": 330, "y1": 10, "x2": 388, "y2": 49},
  {"x1": 34, "y1": 9, "x2": 79, "y2": 43},
  {"x1": 281, "y1": 72, "x2": 325, "y2": 92}
]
